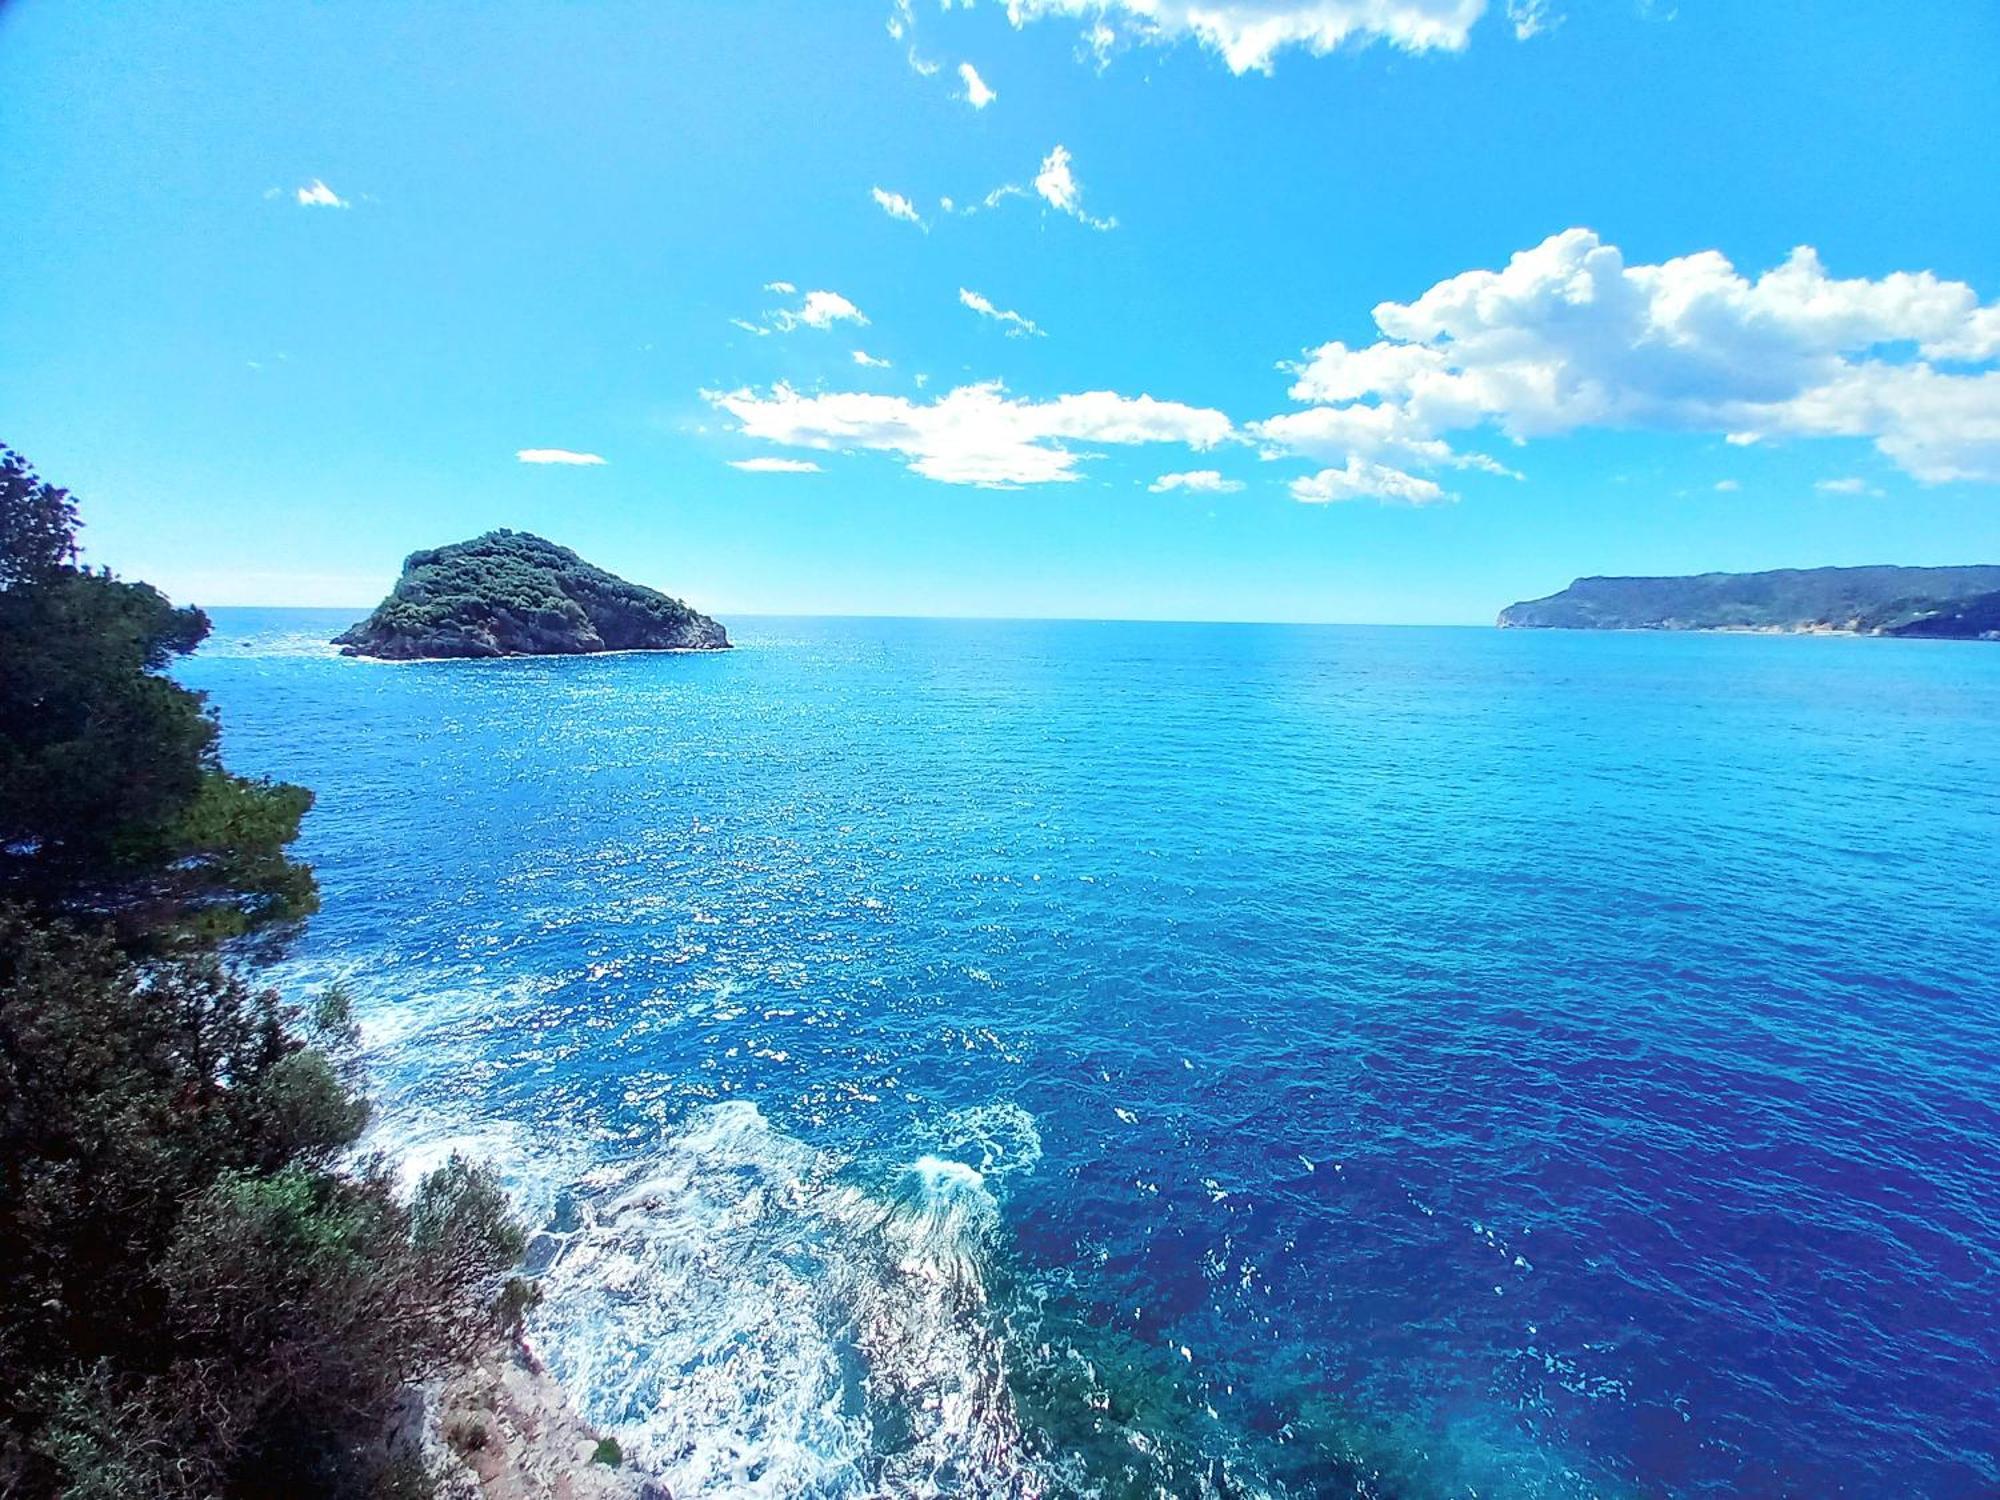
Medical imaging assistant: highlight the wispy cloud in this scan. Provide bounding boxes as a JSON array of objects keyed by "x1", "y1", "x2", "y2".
[
  {"x1": 1001, "y1": 0, "x2": 1492, "y2": 75},
  {"x1": 1290, "y1": 457, "x2": 1449, "y2": 505},
  {"x1": 517, "y1": 448, "x2": 606, "y2": 466},
  {"x1": 742, "y1": 286, "x2": 869, "y2": 335},
  {"x1": 1504, "y1": 0, "x2": 1562, "y2": 40},
  {"x1": 1033, "y1": 145, "x2": 1116, "y2": 230},
  {"x1": 958, "y1": 61, "x2": 997, "y2": 108},
  {"x1": 853, "y1": 349, "x2": 893, "y2": 368},
  {"x1": 1815, "y1": 476, "x2": 1883, "y2": 495},
  {"x1": 294, "y1": 178, "x2": 349, "y2": 208},
  {"x1": 961, "y1": 145, "x2": 1117, "y2": 228},
  {"x1": 1714, "y1": 479, "x2": 1741, "y2": 492},
  {"x1": 730, "y1": 456, "x2": 823, "y2": 473},
  {"x1": 710, "y1": 380, "x2": 1231, "y2": 487},
  {"x1": 959, "y1": 288, "x2": 1045, "y2": 338},
  {"x1": 871, "y1": 186, "x2": 925, "y2": 228},
  {"x1": 1150, "y1": 470, "x2": 1244, "y2": 494}
]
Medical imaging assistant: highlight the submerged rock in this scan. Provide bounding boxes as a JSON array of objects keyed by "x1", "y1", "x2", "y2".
[{"x1": 334, "y1": 530, "x2": 728, "y2": 660}]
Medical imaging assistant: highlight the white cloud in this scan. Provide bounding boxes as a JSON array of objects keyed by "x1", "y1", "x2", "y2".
[
  {"x1": 708, "y1": 380, "x2": 1232, "y2": 487},
  {"x1": 1255, "y1": 228, "x2": 2000, "y2": 486},
  {"x1": 959, "y1": 61, "x2": 998, "y2": 107},
  {"x1": 517, "y1": 448, "x2": 606, "y2": 466},
  {"x1": 871, "y1": 186, "x2": 925, "y2": 227},
  {"x1": 792, "y1": 290, "x2": 867, "y2": 329},
  {"x1": 1002, "y1": 0, "x2": 1489, "y2": 75},
  {"x1": 1033, "y1": 145, "x2": 1116, "y2": 229},
  {"x1": 747, "y1": 287, "x2": 868, "y2": 334},
  {"x1": 1290, "y1": 458, "x2": 1448, "y2": 505},
  {"x1": 1150, "y1": 469, "x2": 1245, "y2": 493},
  {"x1": 295, "y1": 178, "x2": 348, "y2": 208},
  {"x1": 853, "y1": 349, "x2": 893, "y2": 368},
  {"x1": 1815, "y1": 476, "x2": 1880, "y2": 495},
  {"x1": 1503, "y1": 0, "x2": 1560, "y2": 39},
  {"x1": 1714, "y1": 478, "x2": 1740, "y2": 492},
  {"x1": 730, "y1": 457, "x2": 823, "y2": 473},
  {"x1": 959, "y1": 288, "x2": 1045, "y2": 337}
]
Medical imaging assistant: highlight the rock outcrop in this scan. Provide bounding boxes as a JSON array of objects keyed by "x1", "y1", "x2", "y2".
[
  {"x1": 390, "y1": 1341, "x2": 666, "y2": 1500},
  {"x1": 335, "y1": 531, "x2": 728, "y2": 660}
]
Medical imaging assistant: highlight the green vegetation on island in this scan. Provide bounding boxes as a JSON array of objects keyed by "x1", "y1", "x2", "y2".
[
  {"x1": 1498, "y1": 564, "x2": 2000, "y2": 638},
  {"x1": 1, "y1": 448, "x2": 530, "y2": 1499},
  {"x1": 335, "y1": 530, "x2": 728, "y2": 660}
]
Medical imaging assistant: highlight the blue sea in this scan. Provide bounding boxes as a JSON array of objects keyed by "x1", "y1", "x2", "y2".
[{"x1": 182, "y1": 611, "x2": 2000, "y2": 1499}]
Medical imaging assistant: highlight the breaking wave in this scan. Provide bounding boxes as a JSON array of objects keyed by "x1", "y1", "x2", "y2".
[{"x1": 522, "y1": 1102, "x2": 1047, "y2": 1498}]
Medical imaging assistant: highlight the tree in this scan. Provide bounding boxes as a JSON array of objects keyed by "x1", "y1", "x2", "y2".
[
  {"x1": 0, "y1": 452, "x2": 531, "y2": 1497},
  {"x1": 0, "y1": 444, "x2": 316, "y2": 943}
]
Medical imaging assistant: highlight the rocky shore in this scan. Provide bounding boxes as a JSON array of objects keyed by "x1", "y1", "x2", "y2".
[
  {"x1": 335, "y1": 530, "x2": 729, "y2": 660},
  {"x1": 392, "y1": 1341, "x2": 665, "y2": 1500}
]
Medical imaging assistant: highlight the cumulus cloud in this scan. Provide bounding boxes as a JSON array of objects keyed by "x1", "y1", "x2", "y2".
[
  {"x1": 1254, "y1": 228, "x2": 2000, "y2": 487},
  {"x1": 730, "y1": 456, "x2": 823, "y2": 473},
  {"x1": 1290, "y1": 458, "x2": 1448, "y2": 505},
  {"x1": 1150, "y1": 470, "x2": 1245, "y2": 493},
  {"x1": 294, "y1": 179, "x2": 348, "y2": 208},
  {"x1": 959, "y1": 61, "x2": 998, "y2": 107},
  {"x1": 872, "y1": 186, "x2": 925, "y2": 227},
  {"x1": 517, "y1": 448, "x2": 606, "y2": 466},
  {"x1": 959, "y1": 288, "x2": 1045, "y2": 337},
  {"x1": 708, "y1": 380, "x2": 1232, "y2": 487},
  {"x1": 1002, "y1": 0, "x2": 1489, "y2": 74},
  {"x1": 853, "y1": 349, "x2": 893, "y2": 368}
]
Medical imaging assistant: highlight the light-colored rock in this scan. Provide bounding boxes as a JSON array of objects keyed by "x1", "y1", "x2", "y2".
[{"x1": 408, "y1": 1342, "x2": 665, "y2": 1500}]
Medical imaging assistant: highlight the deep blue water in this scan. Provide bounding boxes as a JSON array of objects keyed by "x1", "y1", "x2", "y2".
[{"x1": 183, "y1": 610, "x2": 1999, "y2": 1499}]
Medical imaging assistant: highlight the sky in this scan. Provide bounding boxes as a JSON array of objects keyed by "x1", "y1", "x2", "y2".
[{"x1": 1, "y1": 0, "x2": 1996, "y2": 624}]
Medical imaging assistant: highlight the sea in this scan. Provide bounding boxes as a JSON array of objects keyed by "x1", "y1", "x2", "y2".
[{"x1": 181, "y1": 610, "x2": 2000, "y2": 1500}]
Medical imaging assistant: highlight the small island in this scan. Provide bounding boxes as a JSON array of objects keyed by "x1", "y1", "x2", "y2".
[
  {"x1": 1499, "y1": 565, "x2": 2000, "y2": 639},
  {"x1": 334, "y1": 530, "x2": 729, "y2": 659}
]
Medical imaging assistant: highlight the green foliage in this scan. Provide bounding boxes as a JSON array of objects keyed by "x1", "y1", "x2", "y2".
[
  {"x1": 590, "y1": 1436, "x2": 622, "y2": 1467},
  {"x1": 0, "y1": 446, "x2": 317, "y2": 941},
  {"x1": 1499, "y1": 563, "x2": 2000, "y2": 632},
  {"x1": 0, "y1": 453, "x2": 535, "y2": 1498},
  {"x1": 0, "y1": 917, "x2": 527, "y2": 1494},
  {"x1": 0, "y1": 447, "x2": 79, "y2": 589},
  {"x1": 333, "y1": 528, "x2": 725, "y2": 658}
]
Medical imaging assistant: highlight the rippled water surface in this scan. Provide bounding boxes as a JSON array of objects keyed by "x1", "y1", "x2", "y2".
[{"x1": 183, "y1": 611, "x2": 2000, "y2": 1499}]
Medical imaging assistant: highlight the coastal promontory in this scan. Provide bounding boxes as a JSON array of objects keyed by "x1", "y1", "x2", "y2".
[
  {"x1": 334, "y1": 530, "x2": 729, "y2": 659},
  {"x1": 1499, "y1": 565, "x2": 2000, "y2": 638}
]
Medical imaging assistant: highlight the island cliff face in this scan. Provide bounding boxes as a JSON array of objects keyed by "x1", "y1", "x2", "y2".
[
  {"x1": 335, "y1": 531, "x2": 728, "y2": 660},
  {"x1": 1499, "y1": 565, "x2": 2000, "y2": 639}
]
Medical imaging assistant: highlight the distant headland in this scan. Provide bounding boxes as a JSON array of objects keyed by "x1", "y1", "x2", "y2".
[
  {"x1": 334, "y1": 530, "x2": 729, "y2": 660},
  {"x1": 1499, "y1": 565, "x2": 2000, "y2": 639}
]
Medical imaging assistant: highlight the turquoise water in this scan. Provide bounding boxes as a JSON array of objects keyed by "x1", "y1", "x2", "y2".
[{"x1": 184, "y1": 611, "x2": 2000, "y2": 1498}]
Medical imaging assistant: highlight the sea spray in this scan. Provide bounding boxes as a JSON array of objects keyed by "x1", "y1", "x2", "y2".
[{"x1": 523, "y1": 1102, "x2": 1049, "y2": 1497}]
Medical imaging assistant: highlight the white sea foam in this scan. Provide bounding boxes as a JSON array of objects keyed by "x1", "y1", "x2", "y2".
[{"x1": 524, "y1": 1101, "x2": 1049, "y2": 1498}]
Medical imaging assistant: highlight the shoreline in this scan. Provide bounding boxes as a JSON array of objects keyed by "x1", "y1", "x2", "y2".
[{"x1": 398, "y1": 1338, "x2": 666, "y2": 1500}]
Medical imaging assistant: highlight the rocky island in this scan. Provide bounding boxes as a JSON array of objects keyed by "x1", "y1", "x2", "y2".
[
  {"x1": 335, "y1": 530, "x2": 728, "y2": 659},
  {"x1": 1499, "y1": 565, "x2": 2000, "y2": 639}
]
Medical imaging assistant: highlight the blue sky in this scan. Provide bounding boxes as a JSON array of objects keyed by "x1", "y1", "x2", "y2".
[{"x1": 2, "y1": 0, "x2": 1995, "y2": 623}]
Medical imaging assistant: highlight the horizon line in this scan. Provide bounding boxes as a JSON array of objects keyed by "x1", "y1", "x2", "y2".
[{"x1": 199, "y1": 604, "x2": 1499, "y2": 629}]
